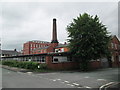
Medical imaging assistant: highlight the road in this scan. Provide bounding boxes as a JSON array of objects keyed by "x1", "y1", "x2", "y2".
[
  {"x1": 0, "y1": 67, "x2": 2, "y2": 89},
  {"x1": 2, "y1": 67, "x2": 120, "y2": 89}
]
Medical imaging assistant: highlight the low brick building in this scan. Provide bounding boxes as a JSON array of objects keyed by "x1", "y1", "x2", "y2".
[{"x1": 1, "y1": 49, "x2": 20, "y2": 57}]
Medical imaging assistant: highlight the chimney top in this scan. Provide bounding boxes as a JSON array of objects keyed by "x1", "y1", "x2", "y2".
[
  {"x1": 53, "y1": 18, "x2": 56, "y2": 21},
  {"x1": 64, "y1": 42, "x2": 67, "y2": 45},
  {"x1": 14, "y1": 49, "x2": 17, "y2": 51}
]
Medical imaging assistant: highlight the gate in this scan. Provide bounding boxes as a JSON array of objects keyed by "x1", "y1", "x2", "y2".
[{"x1": 101, "y1": 58, "x2": 109, "y2": 68}]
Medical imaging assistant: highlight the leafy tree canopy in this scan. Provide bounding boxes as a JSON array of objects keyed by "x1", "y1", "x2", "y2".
[{"x1": 67, "y1": 13, "x2": 111, "y2": 62}]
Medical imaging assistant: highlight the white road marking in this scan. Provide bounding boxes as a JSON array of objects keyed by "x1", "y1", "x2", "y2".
[
  {"x1": 99, "y1": 82, "x2": 115, "y2": 90},
  {"x1": 104, "y1": 82, "x2": 119, "y2": 90},
  {"x1": 70, "y1": 85, "x2": 75, "y2": 87},
  {"x1": 57, "y1": 79, "x2": 61, "y2": 80},
  {"x1": 77, "y1": 87, "x2": 83, "y2": 88},
  {"x1": 64, "y1": 81, "x2": 69, "y2": 83},
  {"x1": 84, "y1": 86, "x2": 92, "y2": 89},
  {"x1": 67, "y1": 84, "x2": 73, "y2": 86},
  {"x1": 73, "y1": 83, "x2": 79, "y2": 86},
  {"x1": 27, "y1": 72, "x2": 32, "y2": 74},
  {"x1": 84, "y1": 76, "x2": 90, "y2": 78},
  {"x1": 52, "y1": 80, "x2": 56, "y2": 81},
  {"x1": 67, "y1": 84, "x2": 71, "y2": 85},
  {"x1": 97, "y1": 79, "x2": 106, "y2": 81}
]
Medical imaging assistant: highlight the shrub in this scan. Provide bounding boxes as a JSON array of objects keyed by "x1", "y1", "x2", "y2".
[
  {"x1": 2, "y1": 60, "x2": 47, "y2": 70},
  {"x1": 38, "y1": 63, "x2": 47, "y2": 69}
]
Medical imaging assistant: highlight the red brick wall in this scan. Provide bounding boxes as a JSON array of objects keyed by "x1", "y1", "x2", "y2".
[
  {"x1": 23, "y1": 41, "x2": 51, "y2": 55},
  {"x1": 110, "y1": 36, "x2": 120, "y2": 50},
  {"x1": 48, "y1": 62, "x2": 79, "y2": 70},
  {"x1": 23, "y1": 43, "x2": 30, "y2": 55},
  {"x1": 55, "y1": 47, "x2": 69, "y2": 52},
  {"x1": 46, "y1": 56, "x2": 79, "y2": 70},
  {"x1": 51, "y1": 43, "x2": 58, "y2": 49},
  {"x1": 110, "y1": 36, "x2": 120, "y2": 67},
  {"x1": 46, "y1": 56, "x2": 101, "y2": 70},
  {"x1": 112, "y1": 53, "x2": 120, "y2": 67},
  {"x1": 46, "y1": 46, "x2": 54, "y2": 53},
  {"x1": 90, "y1": 61, "x2": 101, "y2": 69}
]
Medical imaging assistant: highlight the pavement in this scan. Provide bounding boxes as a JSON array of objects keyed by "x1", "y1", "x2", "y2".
[
  {"x1": 1, "y1": 65, "x2": 120, "y2": 89},
  {"x1": 1, "y1": 65, "x2": 32, "y2": 72},
  {"x1": 0, "y1": 65, "x2": 2, "y2": 90}
]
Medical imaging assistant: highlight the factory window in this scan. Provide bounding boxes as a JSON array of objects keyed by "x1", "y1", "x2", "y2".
[
  {"x1": 41, "y1": 57, "x2": 45, "y2": 63},
  {"x1": 31, "y1": 44, "x2": 32, "y2": 47},
  {"x1": 111, "y1": 43, "x2": 114, "y2": 48},
  {"x1": 34, "y1": 44, "x2": 35, "y2": 47},
  {"x1": 30, "y1": 48, "x2": 32, "y2": 51},
  {"x1": 44, "y1": 50, "x2": 46, "y2": 53},
  {"x1": 36, "y1": 44, "x2": 37, "y2": 47},
  {"x1": 53, "y1": 58, "x2": 58, "y2": 63},
  {"x1": 67, "y1": 56, "x2": 72, "y2": 62},
  {"x1": 41, "y1": 50, "x2": 42, "y2": 53},
  {"x1": 36, "y1": 57, "x2": 40, "y2": 62},
  {"x1": 115, "y1": 44, "x2": 117, "y2": 49},
  {"x1": 54, "y1": 58, "x2": 58, "y2": 62},
  {"x1": 55, "y1": 49, "x2": 60, "y2": 52},
  {"x1": 111, "y1": 56, "x2": 114, "y2": 62}
]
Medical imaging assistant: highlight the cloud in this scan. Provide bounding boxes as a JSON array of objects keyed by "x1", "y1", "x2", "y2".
[
  {"x1": 1, "y1": 2, "x2": 118, "y2": 50},
  {"x1": 118, "y1": 1, "x2": 120, "y2": 39}
]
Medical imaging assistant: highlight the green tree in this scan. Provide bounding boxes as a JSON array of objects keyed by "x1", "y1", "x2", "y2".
[{"x1": 67, "y1": 13, "x2": 111, "y2": 71}]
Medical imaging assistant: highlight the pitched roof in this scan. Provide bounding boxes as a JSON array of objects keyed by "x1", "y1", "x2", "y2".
[
  {"x1": 1, "y1": 50, "x2": 20, "y2": 55},
  {"x1": 28, "y1": 40, "x2": 50, "y2": 43},
  {"x1": 111, "y1": 35, "x2": 120, "y2": 42},
  {"x1": 55, "y1": 44, "x2": 68, "y2": 48}
]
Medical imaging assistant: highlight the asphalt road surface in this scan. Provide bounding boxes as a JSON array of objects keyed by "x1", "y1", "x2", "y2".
[
  {"x1": 0, "y1": 67, "x2": 2, "y2": 89},
  {"x1": 2, "y1": 67, "x2": 120, "y2": 89}
]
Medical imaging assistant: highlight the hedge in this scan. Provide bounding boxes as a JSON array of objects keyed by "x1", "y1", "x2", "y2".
[{"x1": 2, "y1": 60, "x2": 47, "y2": 70}]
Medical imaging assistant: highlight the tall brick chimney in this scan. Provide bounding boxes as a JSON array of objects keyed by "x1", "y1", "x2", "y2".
[{"x1": 51, "y1": 18, "x2": 59, "y2": 48}]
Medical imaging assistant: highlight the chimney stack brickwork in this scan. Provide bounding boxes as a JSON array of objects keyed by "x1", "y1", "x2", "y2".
[
  {"x1": 51, "y1": 18, "x2": 59, "y2": 48},
  {"x1": 51, "y1": 18, "x2": 59, "y2": 43}
]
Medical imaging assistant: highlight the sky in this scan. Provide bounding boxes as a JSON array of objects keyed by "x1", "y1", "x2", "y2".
[{"x1": 0, "y1": 0, "x2": 119, "y2": 51}]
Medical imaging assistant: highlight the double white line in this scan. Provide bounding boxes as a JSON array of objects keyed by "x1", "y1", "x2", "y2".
[{"x1": 99, "y1": 82, "x2": 115, "y2": 90}]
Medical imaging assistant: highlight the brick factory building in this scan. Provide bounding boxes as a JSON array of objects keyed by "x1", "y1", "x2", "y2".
[
  {"x1": 23, "y1": 18, "x2": 69, "y2": 55},
  {"x1": 23, "y1": 40, "x2": 51, "y2": 55}
]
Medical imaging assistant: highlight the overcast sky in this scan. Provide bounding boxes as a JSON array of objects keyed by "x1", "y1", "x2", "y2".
[{"x1": 0, "y1": 1, "x2": 119, "y2": 51}]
